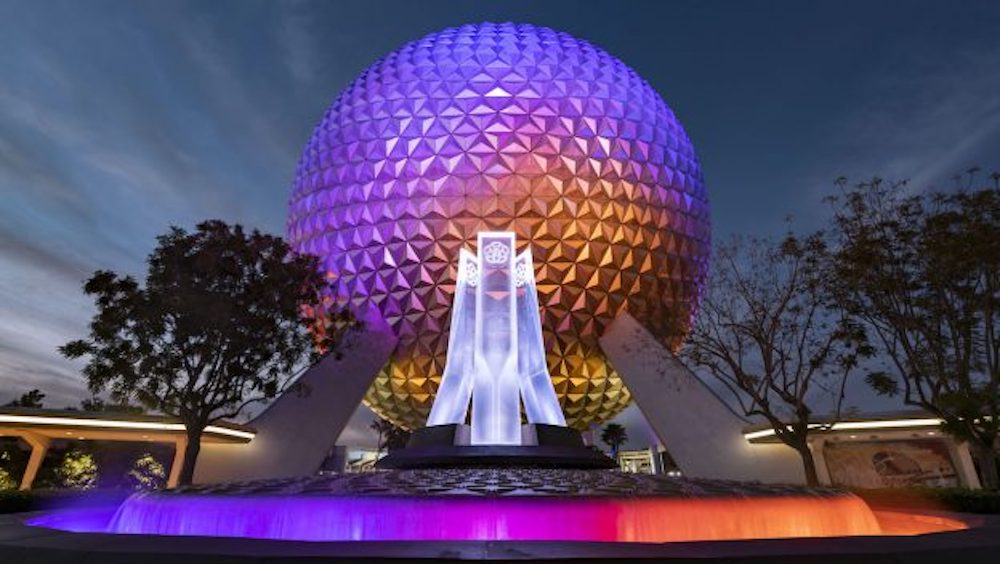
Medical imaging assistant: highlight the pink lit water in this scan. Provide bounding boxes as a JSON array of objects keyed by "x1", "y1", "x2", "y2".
[{"x1": 100, "y1": 494, "x2": 885, "y2": 542}]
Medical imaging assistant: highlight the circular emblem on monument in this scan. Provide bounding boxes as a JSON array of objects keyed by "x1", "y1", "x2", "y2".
[{"x1": 483, "y1": 242, "x2": 510, "y2": 266}]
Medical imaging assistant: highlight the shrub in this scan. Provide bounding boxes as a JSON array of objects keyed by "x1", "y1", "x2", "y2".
[
  {"x1": 55, "y1": 449, "x2": 98, "y2": 490},
  {"x1": 0, "y1": 467, "x2": 17, "y2": 491},
  {"x1": 127, "y1": 453, "x2": 166, "y2": 490},
  {"x1": 0, "y1": 490, "x2": 36, "y2": 514},
  {"x1": 854, "y1": 487, "x2": 1000, "y2": 514}
]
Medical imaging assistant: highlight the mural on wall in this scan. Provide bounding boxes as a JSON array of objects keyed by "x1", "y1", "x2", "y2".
[{"x1": 823, "y1": 439, "x2": 959, "y2": 488}]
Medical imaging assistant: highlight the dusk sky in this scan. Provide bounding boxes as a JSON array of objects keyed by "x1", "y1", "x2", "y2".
[{"x1": 2, "y1": 1, "x2": 999, "y2": 445}]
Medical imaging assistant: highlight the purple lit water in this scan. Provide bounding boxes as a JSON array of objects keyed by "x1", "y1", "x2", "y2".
[{"x1": 29, "y1": 491, "x2": 892, "y2": 543}]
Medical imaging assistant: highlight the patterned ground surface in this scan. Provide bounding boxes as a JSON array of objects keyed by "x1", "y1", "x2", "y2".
[{"x1": 169, "y1": 468, "x2": 849, "y2": 499}]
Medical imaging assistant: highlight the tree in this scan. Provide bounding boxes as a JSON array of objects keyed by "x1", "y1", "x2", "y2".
[
  {"x1": 828, "y1": 172, "x2": 1000, "y2": 488},
  {"x1": 0, "y1": 466, "x2": 15, "y2": 490},
  {"x1": 5, "y1": 389, "x2": 45, "y2": 408},
  {"x1": 682, "y1": 234, "x2": 868, "y2": 486},
  {"x1": 0, "y1": 445, "x2": 22, "y2": 490},
  {"x1": 80, "y1": 396, "x2": 144, "y2": 414},
  {"x1": 127, "y1": 453, "x2": 166, "y2": 490},
  {"x1": 369, "y1": 417, "x2": 395, "y2": 458},
  {"x1": 600, "y1": 423, "x2": 628, "y2": 459},
  {"x1": 369, "y1": 417, "x2": 410, "y2": 454},
  {"x1": 0, "y1": 441, "x2": 28, "y2": 488},
  {"x1": 383, "y1": 425, "x2": 411, "y2": 452},
  {"x1": 56, "y1": 449, "x2": 97, "y2": 490},
  {"x1": 60, "y1": 220, "x2": 354, "y2": 485}
]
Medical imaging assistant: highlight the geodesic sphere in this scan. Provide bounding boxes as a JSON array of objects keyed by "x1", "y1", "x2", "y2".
[{"x1": 287, "y1": 23, "x2": 710, "y2": 430}]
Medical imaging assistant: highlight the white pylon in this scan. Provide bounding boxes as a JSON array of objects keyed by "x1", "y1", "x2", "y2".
[{"x1": 427, "y1": 232, "x2": 566, "y2": 445}]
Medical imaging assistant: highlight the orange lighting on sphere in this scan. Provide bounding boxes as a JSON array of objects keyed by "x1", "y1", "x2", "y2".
[{"x1": 287, "y1": 24, "x2": 710, "y2": 429}]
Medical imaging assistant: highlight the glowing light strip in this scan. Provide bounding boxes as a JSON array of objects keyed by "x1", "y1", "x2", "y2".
[
  {"x1": 0, "y1": 415, "x2": 255, "y2": 441},
  {"x1": 743, "y1": 418, "x2": 943, "y2": 442},
  {"x1": 36, "y1": 493, "x2": 889, "y2": 542}
]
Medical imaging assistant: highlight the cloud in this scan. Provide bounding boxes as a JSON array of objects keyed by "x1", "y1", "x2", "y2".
[
  {"x1": 0, "y1": 322, "x2": 89, "y2": 409},
  {"x1": 0, "y1": 2, "x2": 325, "y2": 409},
  {"x1": 0, "y1": 231, "x2": 94, "y2": 283},
  {"x1": 804, "y1": 40, "x2": 1000, "y2": 196},
  {"x1": 335, "y1": 405, "x2": 379, "y2": 449},
  {"x1": 2, "y1": 1, "x2": 997, "y2": 439},
  {"x1": 276, "y1": 1, "x2": 323, "y2": 85}
]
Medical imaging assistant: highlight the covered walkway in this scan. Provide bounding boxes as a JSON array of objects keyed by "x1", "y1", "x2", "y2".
[{"x1": 0, "y1": 408, "x2": 254, "y2": 489}]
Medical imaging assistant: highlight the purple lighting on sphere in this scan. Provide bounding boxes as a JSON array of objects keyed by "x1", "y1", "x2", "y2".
[{"x1": 287, "y1": 22, "x2": 711, "y2": 430}]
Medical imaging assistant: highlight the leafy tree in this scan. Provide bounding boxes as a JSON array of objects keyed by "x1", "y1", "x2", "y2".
[
  {"x1": 369, "y1": 417, "x2": 395, "y2": 458},
  {"x1": 61, "y1": 220, "x2": 354, "y2": 485},
  {"x1": 80, "y1": 397, "x2": 144, "y2": 414},
  {"x1": 56, "y1": 449, "x2": 97, "y2": 490},
  {"x1": 0, "y1": 443, "x2": 19, "y2": 490},
  {"x1": 0, "y1": 441, "x2": 28, "y2": 489},
  {"x1": 0, "y1": 467, "x2": 15, "y2": 490},
  {"x1": 600, "y1": 423, "x2": 628, "y2": 459},
  {"x1": 369, "y1": 417, "x2": 410, "y2": 454},
  {"x1": 127, "y1": 453, "x2": 166, "y2": 490},
  {"x1": 828, "y1": 172, "x2": 1000, "y2": 488},
  {"x1": 683, "y1": 234, "x2": 869, "y2": 486},
  {"x1": 384, "y1": 425, "x2": 411, "y2": 452},
  {"x1": 4, "y1": 389, "x2": 45, "y2": 408}
]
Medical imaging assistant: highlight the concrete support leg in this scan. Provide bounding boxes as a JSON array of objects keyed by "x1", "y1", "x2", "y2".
[
  {"x1": 599, "y1": 312, "x2": 804, "y2": 484},
  {"x1": 166, "y1": 438, "x2": 187, "y2": 489},
  {"x1": 18, "y1": 433, "x2": 50, "y2": 491},
  {"x1": 193, "y1": 317, "x2": 397, "y2": 484},
  {"x1": 950, "y1": 441, "x2": 982, "y2": 490},
  {"x1": 810, "y1": 438, "x2": 833, "y2": 485}
]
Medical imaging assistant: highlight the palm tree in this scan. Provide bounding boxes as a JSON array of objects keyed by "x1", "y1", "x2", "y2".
[
  {"x1": 384, "y1": 426, "x2": 411, "y2": 452},
  {"x1": 600, "y1": 423, "x2": 628, "y2": 459},
  {"x1": 369, "y1": 418, "x2": 395, "y2": 458}
]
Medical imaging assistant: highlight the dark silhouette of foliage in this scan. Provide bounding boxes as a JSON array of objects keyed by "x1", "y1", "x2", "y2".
[
  {"x1": 600, "y1": 423, "x2": 629, "y2": 459},
  {"x1": 80, "y1": 397, "x2": 144, "y2": 414},
  {"x1": 683, "y1": 234, "x2": 869, "y2": 486},
  {"x1": 384, "y1": 425, "x2": 411, "y2": 452},
  {"x1": 370, "y1": 417, "x2": 410, "y2": 454},
  {"x1": 4, "y1": 389, "x2": 45, "y2": 408},
  {"x1": 369, "y1": 417, "x2": 395, "y2": 458},
  {"x1": 60, "y1": 220, "x2": 354, "y2": 485},
  {"x1": 827, "y1": 171, "x2": 1000, "y2": 488}
]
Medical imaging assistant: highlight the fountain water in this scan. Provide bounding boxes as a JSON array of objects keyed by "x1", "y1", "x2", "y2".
[
  {"x1": 23, "y1": 235, "x2": 966, "y2": 546},
  {"x1": 29, "y1": 469, "x2": 901, "y2": 543}
]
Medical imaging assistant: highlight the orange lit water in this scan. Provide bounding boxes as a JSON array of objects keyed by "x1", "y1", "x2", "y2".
[{"x1": 30, "y1": 491, "x2": 968, "y2": 543}]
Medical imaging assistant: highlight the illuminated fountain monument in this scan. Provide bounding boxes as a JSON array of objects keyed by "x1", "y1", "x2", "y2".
[
  {"x1": 27, "y1": 227, "x2": 890, "y2": 545},
  {"x1": 29, "y1": 229, "x2": 890, "y2": 544},
  {"x1": 429, "y1": 231, "x2": 566, "y2": 444},
  {"x1": 378, "y1": 231, "x2": 613, "y2": 468},
  {"x1": 22, "y1": 226, "x2": 947, "y2": 547},
  {"x1": 9, "y1": 22, "x2": 981, "y2": 562}
]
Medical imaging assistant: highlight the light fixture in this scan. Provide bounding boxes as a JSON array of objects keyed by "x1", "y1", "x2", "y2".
[
  {"x1": 0, "y1": 414, "x2": 254, "y2": 441},
  {"x1": 744, "y1": 418, "x2": 943, "y2": 442}
]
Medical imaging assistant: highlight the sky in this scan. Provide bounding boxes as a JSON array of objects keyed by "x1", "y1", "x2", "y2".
[{"x1": 2, "y1": 0, "x2": 999, "y2": 448}]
